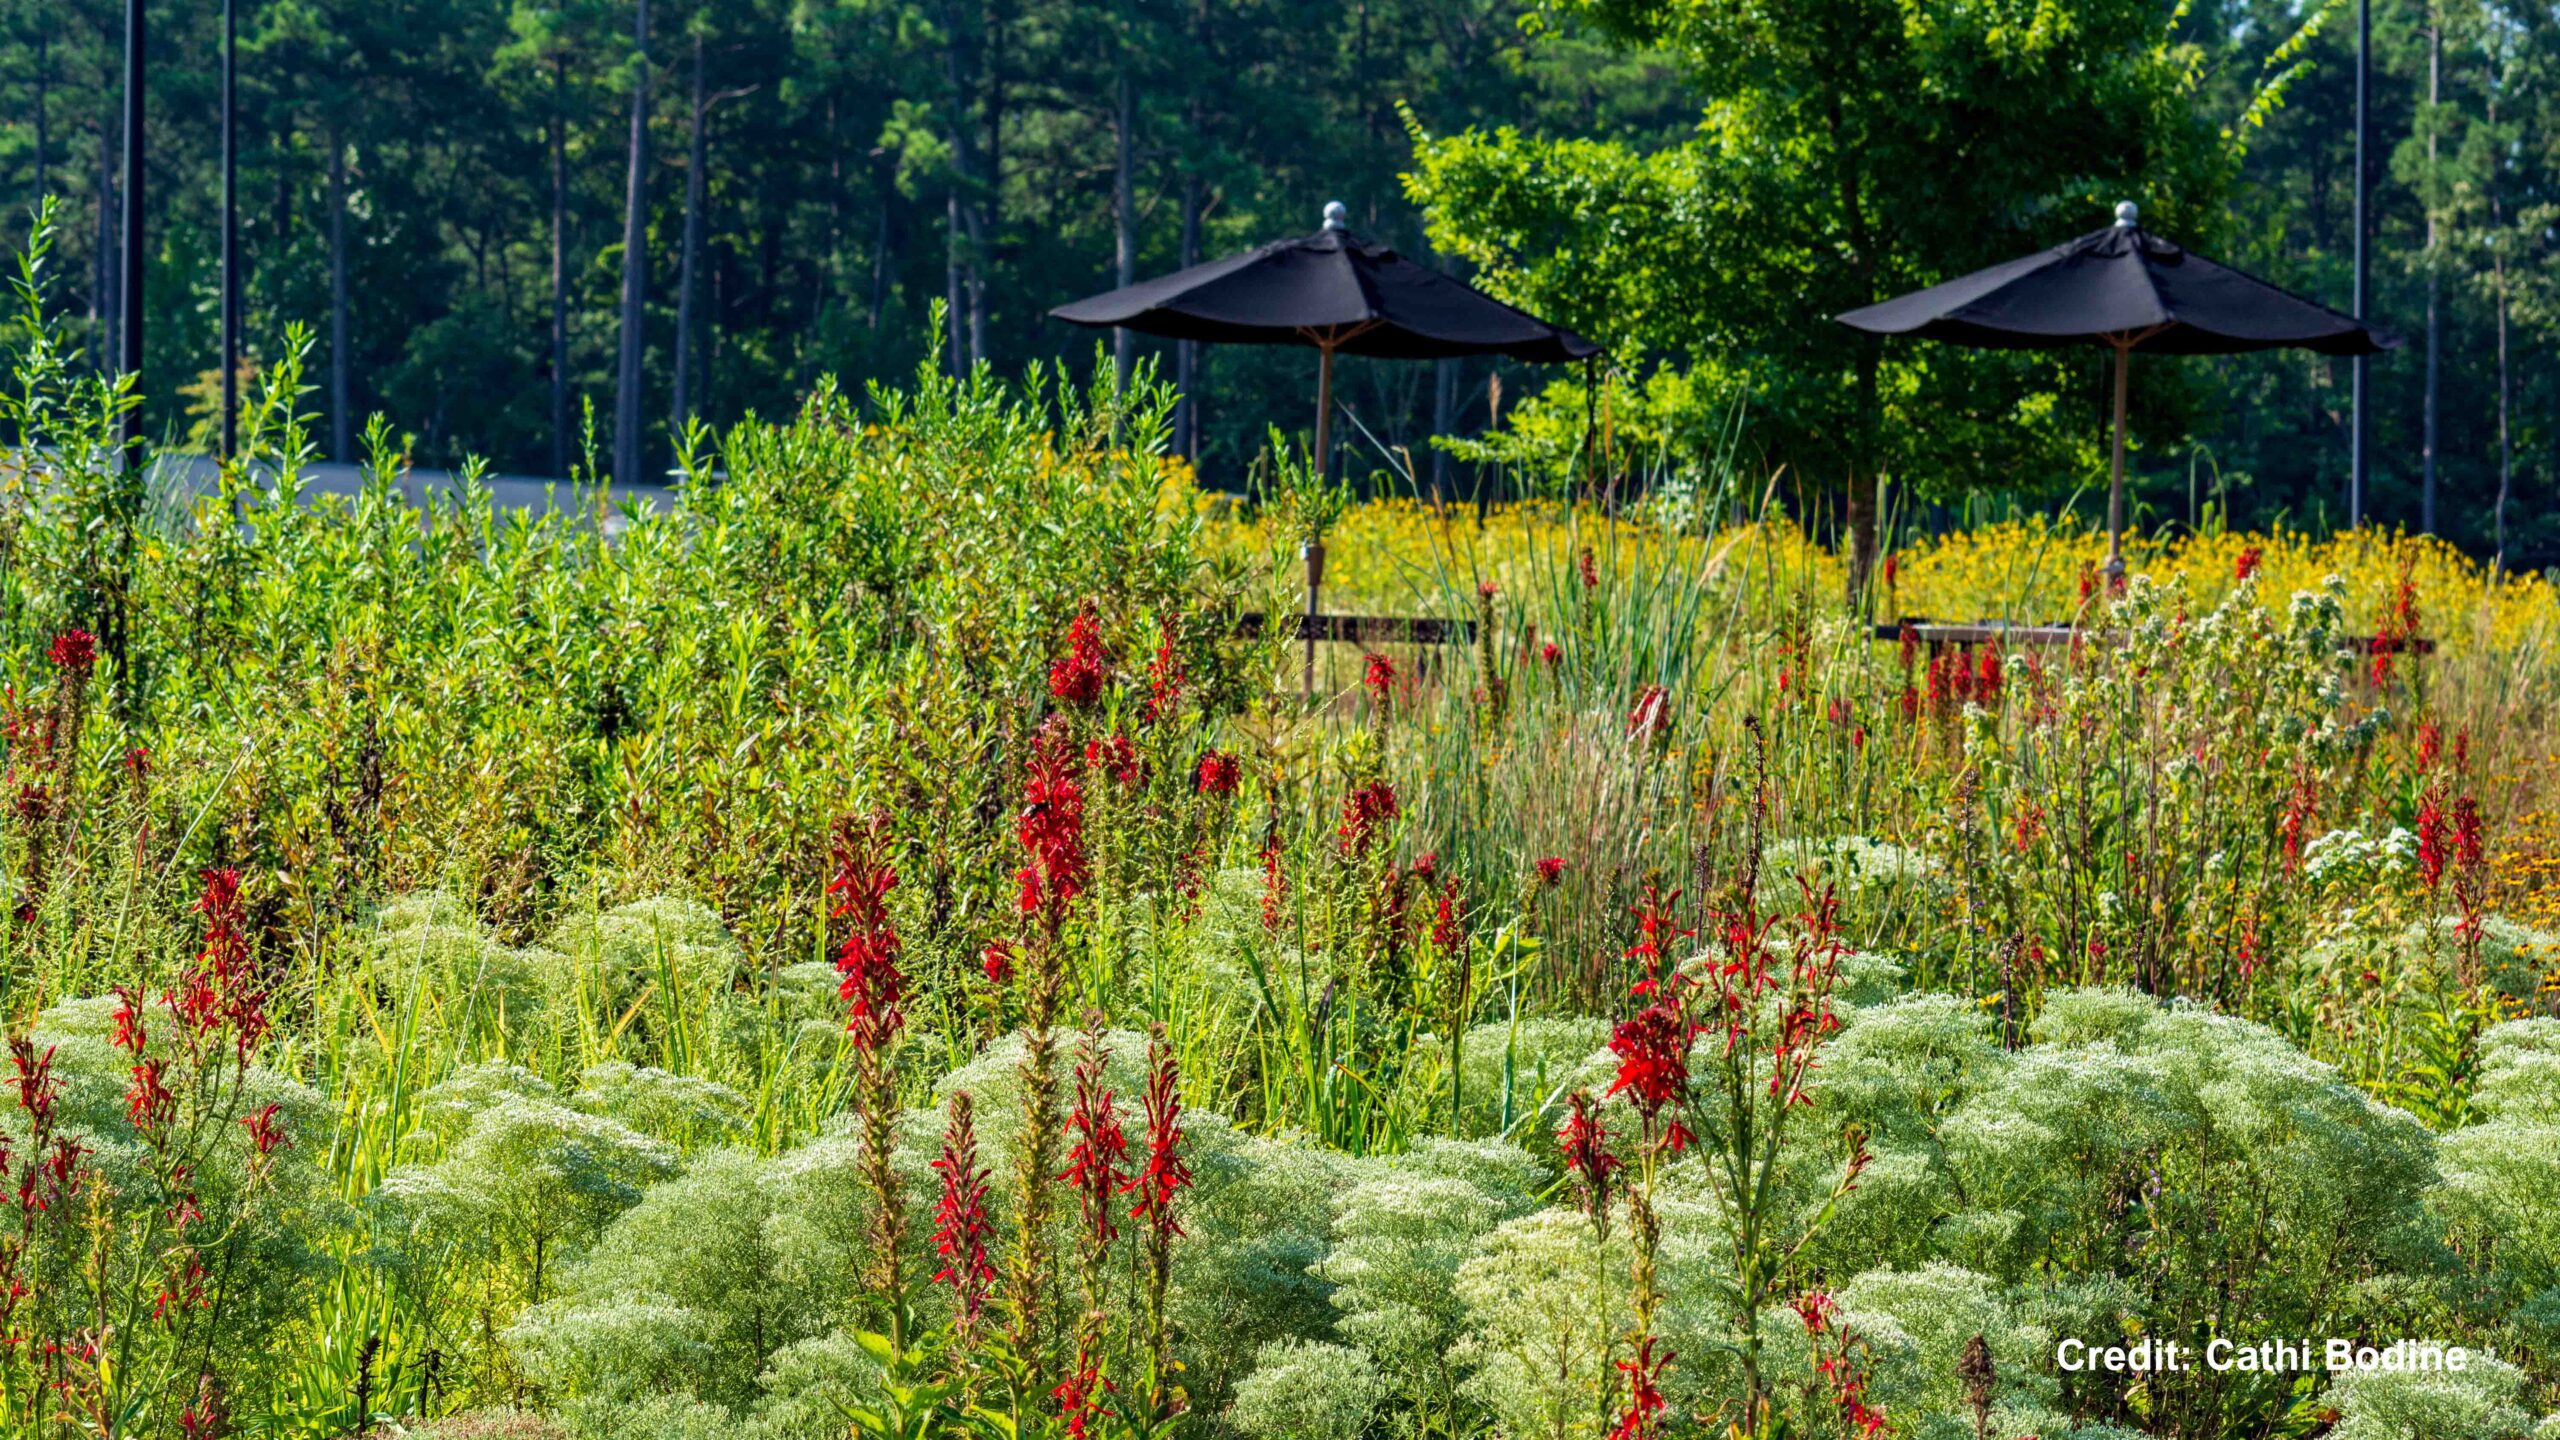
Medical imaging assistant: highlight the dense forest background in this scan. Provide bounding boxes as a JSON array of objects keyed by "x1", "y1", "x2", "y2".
[{"x1": 1, "y1": 0, "x2": 2554, "y2": 562}]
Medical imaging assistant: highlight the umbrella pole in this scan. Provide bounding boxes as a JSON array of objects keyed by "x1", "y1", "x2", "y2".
[
  {"x1": 2106, "y1": 339, "x2": 2131, "y2": 582},
  {"x1": 1314, "y1": 342, "x2": 1335, "y2": 482},
  {"x1": 1306, "y1": 342, "x2": 1336, "y2": 699}
]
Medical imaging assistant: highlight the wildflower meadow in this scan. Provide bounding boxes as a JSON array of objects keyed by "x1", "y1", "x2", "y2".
[{"x1": 6, "y1": 266, "x2": 2560, "y2": 1440}]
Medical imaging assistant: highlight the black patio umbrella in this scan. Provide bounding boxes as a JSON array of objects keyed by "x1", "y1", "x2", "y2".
[
  {"x1": 1837, "y1": 201, "x2": 2400, "y2": 576},
  {"x1": 1051, "y1": 201, "x2": 1600, "y2": 480}
]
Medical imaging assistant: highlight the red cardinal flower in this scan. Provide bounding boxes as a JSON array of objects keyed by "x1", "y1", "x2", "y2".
[
  {"x1": 110, "y1": 987, "x2": 149, "y2": 1056},
  {"x1": 2279, "y1": 768, "x2": 2319, "y2": 876},
  {"x1": 1558, "y1": 1090, "x2": 1619, "y2": 1228},
  {"x1": 239, "y1": 1103, "x2": 288, "y2": 1158},
  {"x1": 2417, "y1": 786, "x2": 2450, "y2": 890},
  {"x1": 175, "y1": 869, "x2": 268, "y2": 1060},
  {"x1": 1610, "y1": 1336, "x2": 1672, "y2": 1440},
  {"x1": 1362, "y1": 652, "x2": 1398, "y2": 706},
  {"x1": 1337, "y1": 779, "x2": 1398, "y2": 855},
  {"x1": 1608, "y1": 999, "x2": 1700, "y2": 1150},
  {"x1": 1431, "y1": 881, "x2": 1466, "y2": 956},
  {"x1": 827, "y1": 825, "x2": 904, "y2": 1053},
  {"x1": 47, "y1": 630, "x2": 96, "y2": 674},
  {"x1": 930, "y1": 1091, "x2": 998, "y2": 1332},
  {"x1": 1143, "y1": 616, "x2": 1185, "y2": 724},
  {"x1": 1051, "y1": 1365, "x2": 1113, "y2": 1440},
  {"x1": 1194, "y1": 749, "x2": 1241, "y2": 796},
  {"x1": 1061, "y1": 1034, "x2": 1130, "y2": 1247},
  {"x1": 1017, "y1": 729, "x2": 1090, "y2": 924},
  {"x1": 1048, "y1": 609, "x2": 1110, "y2": 708},
  {"x1": 1085, "y1": 731, "x2": 1142, "y2": 787},
  {"x1": 1627, "y1": 685, "x2": 1671, "y2": 743},
  {"x1": 125, "y1": 1058, "x2": 176, "y2": 1135},
  {"x1": 1122, "y1": 1041, "x2": 1191, "y2": 1232}
]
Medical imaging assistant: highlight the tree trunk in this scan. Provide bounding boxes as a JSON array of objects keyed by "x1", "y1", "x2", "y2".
[
  {"x1": 2488, "y1": 92, "x2": 2511, "y2": 571},
  {"x1": 673, "y1": 32, "x2": 707, "y2": 434},
  {"x1": 945, "y1": 191, "x2": 965, "y2": 373},
  {"x1": 551, "y1": 56, "x2": 570, "y2": 479},
  {"x1": 1174, "y1": 170, "x2": 1201, "y2": 458},
  {"x1": 96, "y1": 114, "x2": 114, "y2": 366},
  {"x1": 614, "y1": 0, "x2": 652, "y2": 487},
  {"x1": 2421, "y1": 21, "x2": 2439, "y2": 534},
  {"x1": 1112, "y1": 68, "x2": 1136, "y2": 395},
  {"x1": 942, "y1": 0, "x2": 979, "y2": 371},
  {"x1": 825, "y1": 92, "x2": 843, "y2": 316},
  {"x1": 974, "y1": 0, "x2": 1003, "y2": 364},
  {"x1": 329, "y1": 120, "x2": 352, "y2": 462},
  {"x1": 32, "y1": 24, "x2": 48, "y2": 208},
  {"x1": 866, "y1": 199, "x2": 891, "y2": 330}
]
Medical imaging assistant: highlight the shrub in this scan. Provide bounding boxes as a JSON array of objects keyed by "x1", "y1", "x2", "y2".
[{"x1": 1230, "y1": 1339, "x2": 1387, "y2": 1440}]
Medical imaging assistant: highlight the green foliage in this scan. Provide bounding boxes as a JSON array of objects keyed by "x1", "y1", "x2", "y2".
[
  {"x1": 1230, "y1": 1340, "x2": 1388, "y2": 1440},
  {"x1": 2327, "y1": 1352, "x2": 2541, "y2": 1440},
  {"x1": 1407, "y1": 0, "x2": 2231, "y2": 501}
]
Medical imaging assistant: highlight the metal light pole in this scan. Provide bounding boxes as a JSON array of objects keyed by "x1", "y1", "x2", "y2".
[
  {"x1": 121, "y1": 0, "x2": 145, "y2": 467},
  {"x1": 221, "y1": 0, "x2": 238, "y2": 460},
  {"x1": 2349, "y1": 0, "x2": 2370, "y2": 529}
]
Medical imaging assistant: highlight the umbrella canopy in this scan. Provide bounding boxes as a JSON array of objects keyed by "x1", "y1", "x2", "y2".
[
  {"x1": 1055, "y1": 201, "x2": 1598, "y2": 699},
  {"x1": 1053, "y1": 202, "x2": 1597, "y2": 484},
  {"x1": 1837, "y1": 201, "x2": 2400, "y2": 573},
  {"x1": 1053, "y1": 201, "x2": 1600, "y2": 364}
]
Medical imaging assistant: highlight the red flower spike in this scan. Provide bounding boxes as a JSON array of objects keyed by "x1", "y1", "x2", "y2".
[
  {"x1": 1017, "y1": 729, "x2": 1090, "y2": 925},
  {"x1": 1609, "y1": 1336, "x2": 1672, "y2": 1440},
  {"x1": 1558, "y1": 1091, "x2": 1619, "y2": 1224},
  {"x1": 826, "y1": 827, "x2": 904, "y2": 1053},
  {"x1": 930, "y1": 1092, "x2": 998, "y2": 1331},
  {"x1": 1194, "y1": 749, "x2": 1241, "y2": 796},
  {"x1": 1061, "y1": 1035, "x2": 1130, "y2": 1248},
  {"x1": 110, "y1": 988, "x2": 148, "y2": 1056},
  {"x1": 1431, "y1": 881, "x2": 1465, "y2": 956},
  {"x1": 1260, "y1": 832, "x2": 1287, "y2": 931},
  {"x1": 126, "y1": 1058, "x2": 176, "y2": 1135},
  {"x1": 2417, "y1": 785, "x2": 2450, "y2": 891},
  {"x1": 240, "y1": 1104, "x2": 288, "y2": 1158},
  {"x1": 1143, "y1": 616, "x2": 1185, "y2": 724},
  {"x1": 47, "y1": 630, "x2": 96, "y2": 674},
  {"x1": 1362, "y1": 652, "x2": 1397, "y2": 706},
  {"x1": 1048, "y1": 609, "x2": 1110, "y2": 708},
  {"x1": 1122, "y1": 1042, "x2": 1191, "y2": 1232},
  {"x1": 1337, "y1": 779, "x2": 1398, "y2": 855},
  {"x1": 1627, "y1": 685, "x2": 1671, "y2": 744}
]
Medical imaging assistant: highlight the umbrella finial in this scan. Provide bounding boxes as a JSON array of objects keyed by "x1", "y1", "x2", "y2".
[
  {"x1": 1322, "y1": 200, "x2": 1349, "y2": 231},
  {"x1": 2114, "y1": 200, "x2": 2140, "y2": 228}
]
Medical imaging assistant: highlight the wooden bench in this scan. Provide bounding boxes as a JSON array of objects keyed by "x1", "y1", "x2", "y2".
[{"x1": 1240, "y1": 611, "x2": 1477, "y2": 698}]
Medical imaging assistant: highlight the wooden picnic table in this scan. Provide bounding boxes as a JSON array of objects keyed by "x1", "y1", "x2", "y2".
[{"x1": 1237, "y1": 611, "x2": 1476, "y2": 646}]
